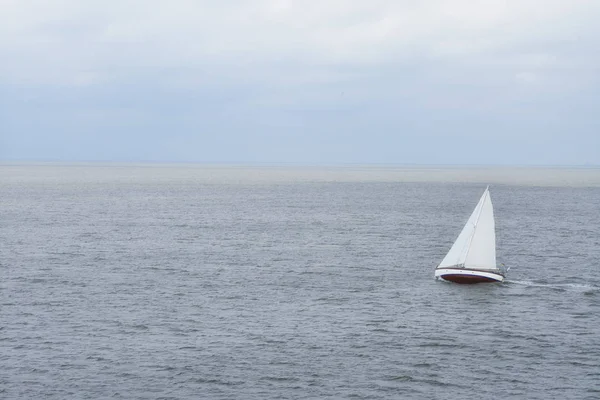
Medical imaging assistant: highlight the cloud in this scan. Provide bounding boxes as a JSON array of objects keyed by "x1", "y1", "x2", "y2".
[
  {"x1": 1, "y1": 1, "x2": 599, "y2": 164},
  {"x1": 1, "y1": 0, "x2": 598, "y2": 86}
]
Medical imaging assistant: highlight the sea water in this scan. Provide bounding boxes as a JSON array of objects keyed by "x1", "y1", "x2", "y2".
[{"x1": 1, "y1": 164, "x2": 600, "y2": 399}]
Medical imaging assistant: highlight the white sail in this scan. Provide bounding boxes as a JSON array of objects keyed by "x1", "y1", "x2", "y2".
[{"x1": 437, "y1": 187, "x2": 497, "y2": 270}]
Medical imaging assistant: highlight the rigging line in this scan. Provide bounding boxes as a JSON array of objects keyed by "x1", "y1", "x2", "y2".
[{"x1": 461, "y1": 187, "x2": 489, "y2": 266}]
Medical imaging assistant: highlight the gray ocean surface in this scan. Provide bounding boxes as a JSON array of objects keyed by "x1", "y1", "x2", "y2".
[{"x1": 2, "y1": 164, "x2": 600, "y2": 399}]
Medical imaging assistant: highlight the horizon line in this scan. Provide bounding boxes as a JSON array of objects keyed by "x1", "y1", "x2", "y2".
[{"x1": 1, "y1": 159, "x2": 599, "y2": 169}]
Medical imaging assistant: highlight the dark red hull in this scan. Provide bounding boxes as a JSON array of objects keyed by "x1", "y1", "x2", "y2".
[{"x1": 440, "y1": 274, "x2": 499, "y2": 284}]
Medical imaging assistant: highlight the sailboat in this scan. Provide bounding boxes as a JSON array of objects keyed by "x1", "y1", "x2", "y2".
[{"x1": 434, "y1": 186, "x2": 505, "y2": 283}]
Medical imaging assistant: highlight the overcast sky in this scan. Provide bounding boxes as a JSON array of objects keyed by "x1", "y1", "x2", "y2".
[{"x1": 1, "y1": 0, "x2": 599, "y2": 164}]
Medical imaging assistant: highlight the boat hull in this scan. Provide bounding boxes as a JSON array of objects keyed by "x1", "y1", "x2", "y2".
[{"x1": 435, "y1": 268, "x2": 504, "y2": 284}]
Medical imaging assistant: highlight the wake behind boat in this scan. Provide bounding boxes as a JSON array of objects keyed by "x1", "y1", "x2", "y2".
[{"x1": 435, "y1": 186, "x2": 505, "y2": 284}]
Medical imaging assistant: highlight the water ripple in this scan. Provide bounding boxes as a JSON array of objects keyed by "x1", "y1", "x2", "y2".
[{"x1": 2, "y1": 169, "x2": 599, "y2": 399}]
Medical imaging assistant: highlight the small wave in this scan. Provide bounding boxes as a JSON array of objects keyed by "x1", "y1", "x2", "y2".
[
  {"x1": 506, "y1": 280, "x2": 600, "y2": 292},
  {"x1": 192, "y1": 377, "x2": 244, "y2": 386},
  {"x1": 412, "y1": 363, "x2": 434, "y2": 368},
  {"x1": 85, "y1": 356, "x2": 107, "y2": 362},
  {"x1": 389, "y1": 376, "x2": 468, "y2": 389},
  {"x1": 370, "y1": 328, "x2": 390, "y2": 333},
  {"x1": 389, "y1": 375, "x2": 414, "y2": 382},
  {"x1": 418, "y1": 342, "x2": 466, "y2": 349},
  {"x1": 260, "y1": 376, "x2": 300, "y2": 382}
]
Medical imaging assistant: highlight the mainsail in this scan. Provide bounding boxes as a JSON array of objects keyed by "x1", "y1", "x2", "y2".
[{"x1": 438, "y1": 187, "x2": 497, "y2": 270}]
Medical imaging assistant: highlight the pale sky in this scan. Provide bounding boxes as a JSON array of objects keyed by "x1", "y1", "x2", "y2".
[{"x1": 1, "y1": 0, "x2": 599, "y2": 164}]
